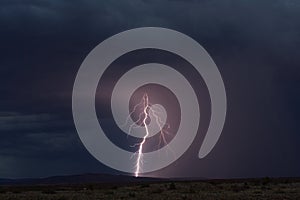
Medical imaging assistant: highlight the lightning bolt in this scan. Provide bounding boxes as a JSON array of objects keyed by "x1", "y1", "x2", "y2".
[
  {"x1": 135, "y1": 93, "x2": 150, "y2": 177},
  {"x1": 122, "y1": 93, "x2": 173, "y2": 177}
]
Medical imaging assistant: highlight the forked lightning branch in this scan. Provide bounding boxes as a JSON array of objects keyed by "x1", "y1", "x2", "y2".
[{"x1": 124, "y1": 94, "x2": 171, "y2": 177}]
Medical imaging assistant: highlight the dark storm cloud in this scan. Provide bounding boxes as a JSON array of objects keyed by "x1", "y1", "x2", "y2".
[
  {"x1": 1, "y1": 0, "x2": 299, "y2": 65},
  {"x1": 0, "y1": 111, "x2": 105, "y2": 178},
  {"x1": 0, "y1": 0, "x2": 299, "y2": 178},
  {"x1": 0, "y1": 112, "x2": 56, "y2": 131},
  {"x1": 0, "y1": 112, "x2": 77, "y2": 161},
  {"x1": 0, "y1": 112, "x2": 77, "y2": 159}
]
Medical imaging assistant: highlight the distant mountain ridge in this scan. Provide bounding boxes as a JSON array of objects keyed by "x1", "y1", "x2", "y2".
[{"x1": 0, "y1": 173, "x2": 163, "y2": 185}]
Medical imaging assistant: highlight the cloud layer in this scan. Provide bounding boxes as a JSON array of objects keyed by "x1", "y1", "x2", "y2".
[{"x1": 0, "y1": 0, "x2": 299, "y2": 178}]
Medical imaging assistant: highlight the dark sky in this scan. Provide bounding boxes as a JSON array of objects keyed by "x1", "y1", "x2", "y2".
[{"x1": 0, "y1": 0, "x2": 299, "y2": 179}]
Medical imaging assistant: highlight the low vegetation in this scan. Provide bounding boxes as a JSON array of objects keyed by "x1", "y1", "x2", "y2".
[{"x1": 0, "y1": 177, "x2": 299, "y2": 200}]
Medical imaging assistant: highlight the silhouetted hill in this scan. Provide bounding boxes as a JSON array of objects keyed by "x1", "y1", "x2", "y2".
[{"x1": 0, "y1": 173, "x2": 163, "y2": 185}]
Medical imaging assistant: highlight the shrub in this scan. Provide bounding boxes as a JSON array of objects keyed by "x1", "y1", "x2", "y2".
[
  {"x1": 140, "y1": 183, "x2": 150, "y2": 188},
  {"x1": 128, "y1": 192, "x2": 136, "y2": 197},
  {"x1": 42, "y1": 189, "x2": 57, "y2": 194},
  {"x1": 168, "y1": 182, "x2": 176, "y2": 190},
  {"x1": 152, "y1": 188, "x2": 164, "y2": 194}
]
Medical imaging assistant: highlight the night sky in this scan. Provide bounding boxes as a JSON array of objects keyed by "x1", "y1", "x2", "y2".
[{"x1": 0, "y1": 0, "x2": 299, "y2": 179}]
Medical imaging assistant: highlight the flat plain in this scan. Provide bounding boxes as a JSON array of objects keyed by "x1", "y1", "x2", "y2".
[{"x1": 0, "y1": 177, "x2": 299, "y2": 200}]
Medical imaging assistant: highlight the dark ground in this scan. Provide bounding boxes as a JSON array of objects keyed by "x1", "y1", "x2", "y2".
[{"x1": 0, "y1": 177, "x2": 299, "y2": 200}]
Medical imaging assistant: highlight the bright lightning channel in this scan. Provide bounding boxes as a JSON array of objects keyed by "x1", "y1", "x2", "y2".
[
  {"x1": 135, "y1": 93, "x2": 150, "y2": 177},
  {"x1": 123, "y1": 93, "x2": 172, "y2": 177}
]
